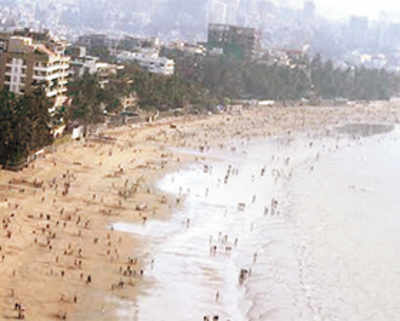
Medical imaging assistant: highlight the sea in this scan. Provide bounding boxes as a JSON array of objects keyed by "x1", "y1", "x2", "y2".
[{"x1": 114, "y1": 123, "x2": 400, "y2": 321}]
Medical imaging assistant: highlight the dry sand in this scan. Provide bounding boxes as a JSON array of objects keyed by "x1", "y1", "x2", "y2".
[{"x1": 0, "y1": 104, "x2": 399, "y2": 320}]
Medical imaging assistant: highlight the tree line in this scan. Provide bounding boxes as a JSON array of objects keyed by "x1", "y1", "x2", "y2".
[
  {"x1": 67, "y1": 55, "x2": 400, "y2": 128},
  {"x1": 169, "y1": 52, "x2": 400, "y2": 102},
  {"x1": 0, "y1": 89, "x2": 53, "y2": 167},
  {"x1": 310, "y1": 54, "x2": 399, "y2": 100},
  {"x1": 66, "y1": 64, "x2": 214, "y2": 125}
]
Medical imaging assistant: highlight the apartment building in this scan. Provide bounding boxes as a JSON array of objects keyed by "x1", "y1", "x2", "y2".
[
  {"x1": 0, "y1": 30, "x2": 70, "y2": 108},
  {"x1": 117, "y1": 50, "x2": 175, "y2": 76},
  {"x1": 135, "y1": 55, "x2": 174, "y2": 76},
  {"x1": 207, "y1": 23, "x2": 261, "y2": 59},
  {"x1": 77, "y1": 34, "x2": 108, "y2": 49},
  {"x1": 67, "y1": 46, "x2": 124, "y2": 88}
]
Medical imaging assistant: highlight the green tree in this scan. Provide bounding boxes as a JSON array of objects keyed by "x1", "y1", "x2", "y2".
[{"x1": 0, "y1": 88, "x2": 53, "y2": 166}]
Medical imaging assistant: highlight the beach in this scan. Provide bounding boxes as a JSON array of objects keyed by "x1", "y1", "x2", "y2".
[{"x1": 0, "y1": 103, "x2": 399, "y2": 321}]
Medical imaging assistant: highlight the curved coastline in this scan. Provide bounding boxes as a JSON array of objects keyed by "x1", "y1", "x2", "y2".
[{"x1": 0, "y1": 103, "x2": 399, "y2": 320}]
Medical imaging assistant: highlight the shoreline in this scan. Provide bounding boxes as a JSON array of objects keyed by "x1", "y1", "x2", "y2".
[{"x1": 0, "y1": 104, "x2": 399, "y2": 320}]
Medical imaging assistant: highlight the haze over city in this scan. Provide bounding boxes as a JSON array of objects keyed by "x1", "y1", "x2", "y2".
[{"x1": 282, "y1": 0, "x2": 400, "y2": 19}]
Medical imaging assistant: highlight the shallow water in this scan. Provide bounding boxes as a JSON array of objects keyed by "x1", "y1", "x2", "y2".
[{"x1": 115, "y1": 124, "x2": 400, "y2": 321}]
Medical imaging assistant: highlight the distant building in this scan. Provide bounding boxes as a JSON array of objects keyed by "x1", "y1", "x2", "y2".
[
  {"x1": 350, "y1": 15, "x2": 369, "y2": 33},
  {"x1": 349, "y1": 16, "x2": 369, "y2": 48},
  {"x1": 77, "y1": 34, "x2": 107, "y2": 49},
  {"x1": 67, "y1": 45, "x2": 124, "y2": 87},
  {"x1": 266, "y1": 48, "x2": 306, "y2": 67},
  {"x1": 96, "y1": 62, "x2": 124, "y2": 88},
  {"x1": 303, "y1": 1, "x2": 316, "y2": 19},
  {"x1": 167, "y1": 41, "x2": 206, "y2": 56},
  {"x1": 66, "y1": 45, "x2": 86, "y2": 58},
  {"x1": 76, "y1": 34, "x2": 121, "y2": 51},
  {"x1": 0, "y1": 29, "x2": 70, "y2": 108},
  {"x1": 117, "y1": 50, "x2": 174, "y2": 76},
  {"x1": 67, "y1": 45, "x2": 99, "y2": 77},
  {"x1": 119, "y1": 35, "x2": 145, "y2": 51},
  {"x1": 207, "y1": 23, "x2": 261, "y2": 59},
  {"x1": 134, "y1": 55, "x2": 174, "y2": 76},
  {"x1": 208, "y1": 0, "x2": 228, "y2": 24},
  {"x1": 69, "y1": 54, "x2": 100, "y2": 77},
  {"x1": 209, "y1": 47, "x2": 224, "y2": 56}
]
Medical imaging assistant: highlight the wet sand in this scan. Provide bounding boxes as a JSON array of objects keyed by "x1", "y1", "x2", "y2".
[
  {"x1": 122, "y1": 122, "x2": 400, "y2": 321},
  {"x1": 0, "y1": 103, "x2": 399, "y2": 320}
]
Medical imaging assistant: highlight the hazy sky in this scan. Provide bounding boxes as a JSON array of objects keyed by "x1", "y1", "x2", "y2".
[{"x1": 313, "y1": 0, "x2": 400, "y2": 20}]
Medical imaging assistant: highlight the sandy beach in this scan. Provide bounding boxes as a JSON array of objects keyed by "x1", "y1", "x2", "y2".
[{"x1": 0, "y1": 103, "x2": 399, "y2": 321}]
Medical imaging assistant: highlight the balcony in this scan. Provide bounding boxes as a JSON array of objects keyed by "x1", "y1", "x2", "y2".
[
  {"x1": 59, "y1": 71, "x2": 70, "y2": 78},
  {"x1": 34, "y1": 65, "x2": 61, "y2": 73},
  {"x1": 34, "y1": 72, "x2": 65, "y2": 81},
  {"x1": 48, "y1": 73, "x2": 63, "y2": 80},
  {"x1": 46, "y1": 89, "x2": 58, "y2": 98},
  {"x1": 5, "y1": 72, "x2": 27, "y2": 79},
  {"x1": 33, "y1": 75, "x2": 50, "y2": 81}
]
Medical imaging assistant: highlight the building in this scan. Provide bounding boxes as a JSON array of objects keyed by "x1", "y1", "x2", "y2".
[
  {"x1": 96, "y1": 62, "x2": 125, "y2": 88},
  {"x1": 349, "y1": 16, "x2": 369, "y2": 48},
  {"x1": 67, "y1": 45, "x2": 124, "y2": 87},
  {"x1": 0, "y1": 29, "x2": 70, "y2": 109},
  {"x1": 67, "y1": 45, "x2": 100, "y2": 77},
  {"x1": 208, "y1": 0, "x2": 228, "y2": 24},
  {"x1": 117, "y1": 50, "x2": 174, "y2": 76},
  {"x1": 167, "y1": 41, "x2": 206, "y2": 56},
  {"x1": 69, "y1": 54, "x2": 100, "y2": 78},
  {"x1": 76, "y1": 34, "x2": 121, "y2": 51},
  {"x1": 303, "y1": 1, "x2": 316, "y2": 20},
  {"x1": 207, "y1": 23, "x2": 261, "y2": 59},
  {"x1": 77, "y1": 34, "x2": 107, "y2": 49},
  {"x1": 119, "y1": 35, "x2": 145, "y2": 51},
  {"x1": 137, "y1": 56, "x2": 174, "y2": 75}
]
